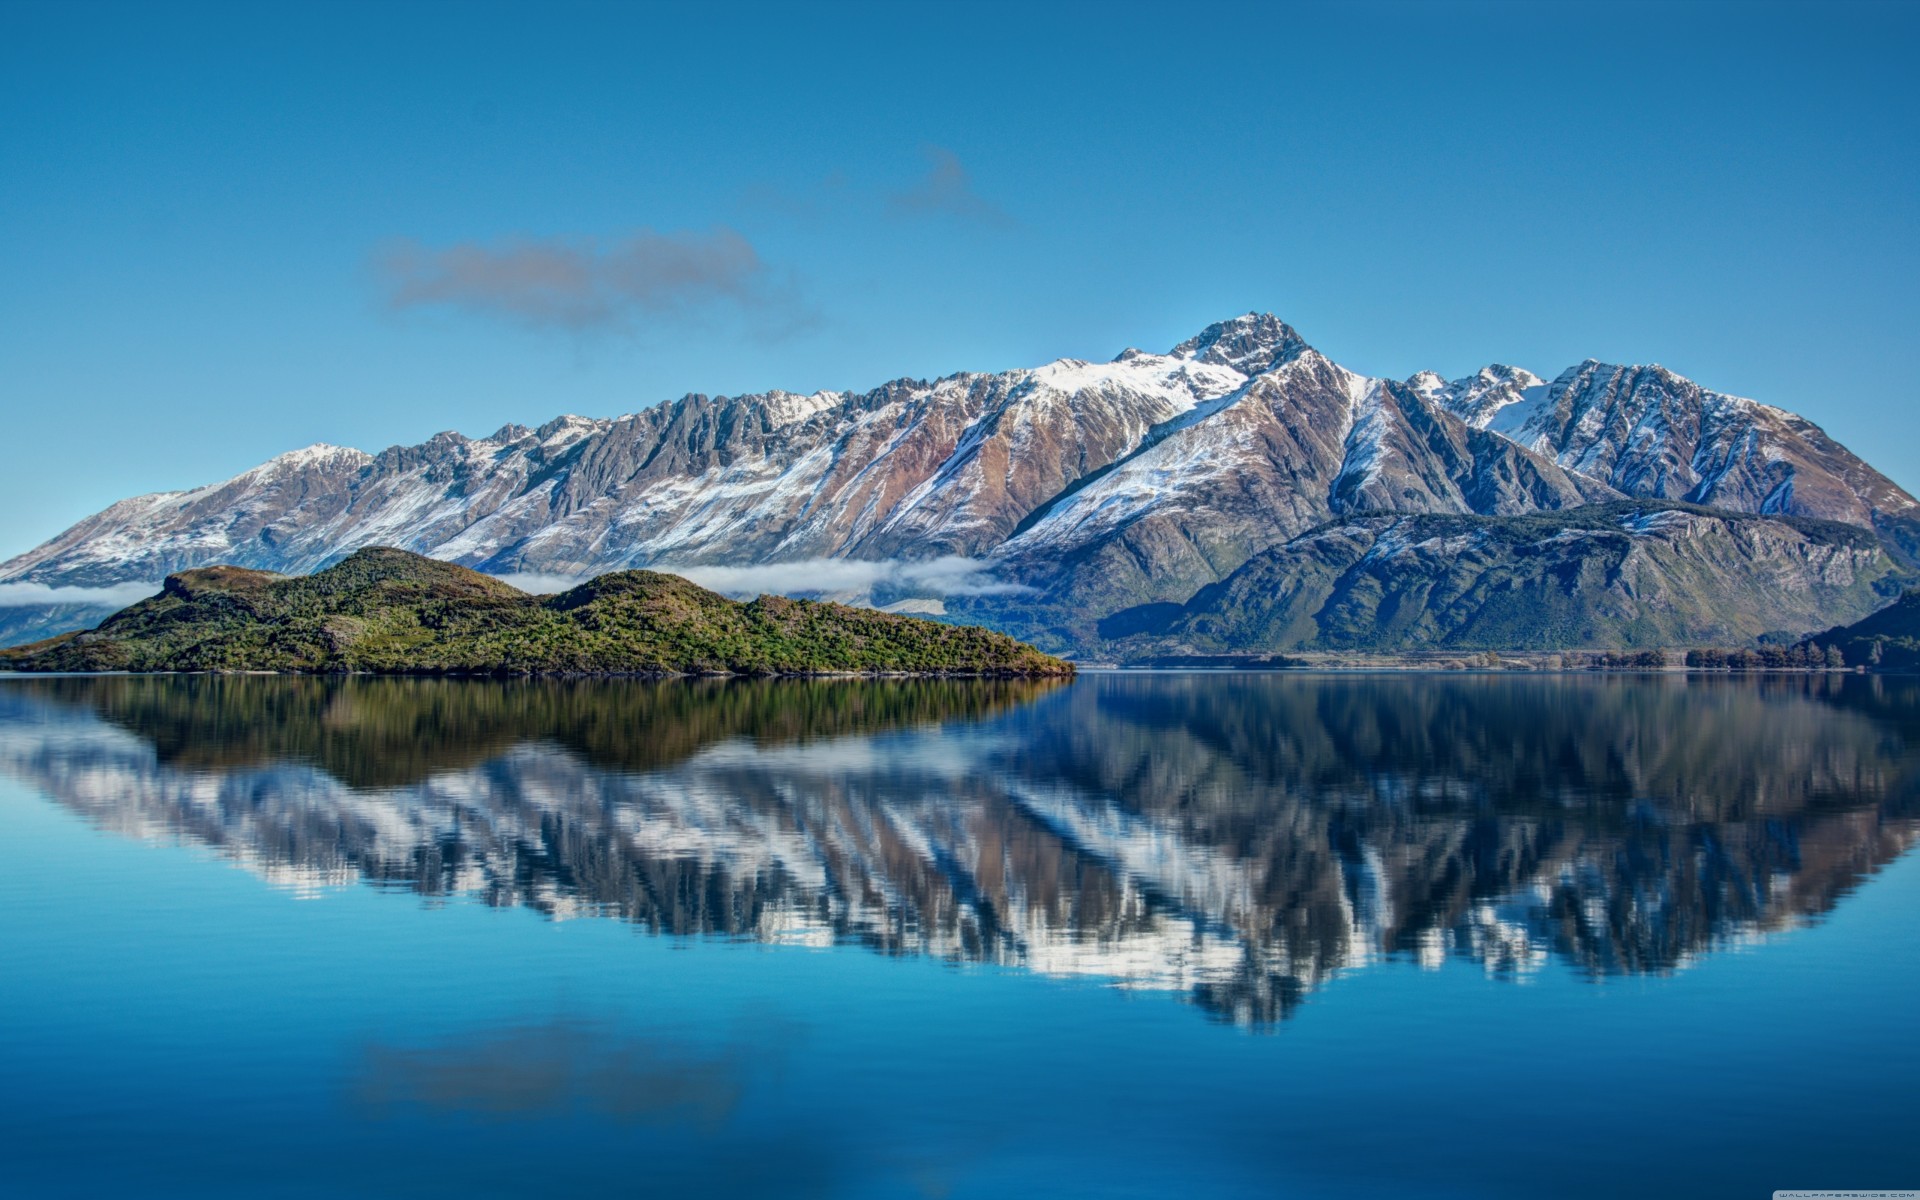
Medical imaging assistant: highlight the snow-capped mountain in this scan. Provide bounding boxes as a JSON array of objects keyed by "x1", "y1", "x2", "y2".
[{"x1": 3, "y1": 313, "x2": 1914, "y2": 651}]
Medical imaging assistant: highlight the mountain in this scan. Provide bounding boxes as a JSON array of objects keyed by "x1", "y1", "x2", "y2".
[
  {"x1": 4, "y1": 313, "x2": 1914, "y2": 653},
  {"x1": 0, "y1": 547, "x2": 1070, "y2": 676},
  {"x1": 1103, "y1": 502, "x2": 1906, "y2": 656}
]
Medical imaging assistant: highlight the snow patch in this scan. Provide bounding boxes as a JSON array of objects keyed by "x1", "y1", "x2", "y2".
[{"x1": 1617, "y1": 509, "x2": 1701, "y2": 536}]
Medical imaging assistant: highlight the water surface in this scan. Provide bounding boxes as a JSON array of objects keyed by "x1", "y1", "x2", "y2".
[{"x1": 2, "y1": 672, "x2": 1916, "y2": 1197}]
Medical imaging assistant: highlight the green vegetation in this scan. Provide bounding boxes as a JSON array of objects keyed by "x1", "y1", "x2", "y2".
[
  {"x1": 1686, "y1": 644, "x2": 1849, "y2": 670},
  {"x1": 0, "y1": 548, "x2": 1074, "y2": 677},
  {"x1": 1799, "y1": 588, "x2": 1920, "y2": 671}
]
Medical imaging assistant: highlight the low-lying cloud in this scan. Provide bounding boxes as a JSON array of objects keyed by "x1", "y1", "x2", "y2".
[
  {"x1": 662, "y1": 556, "x2": 1030, "y2": 600},
  {"x1": 378, "y1": 226, "x2": 798, "y2": 332},
  {"x1": 492, "y1": 558, "x2": 1028, "y2": 602},
  {"x1": 0, "y1": 581, "x2": 161, "y2": 608},
  {"x1": 489, "y1": 572, "x2": 587, "y2": 595}
]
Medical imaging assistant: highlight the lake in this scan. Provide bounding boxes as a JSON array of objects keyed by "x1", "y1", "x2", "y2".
[{"x1": 1, "y1": 671, "x2": 1916, "y2": 1198}]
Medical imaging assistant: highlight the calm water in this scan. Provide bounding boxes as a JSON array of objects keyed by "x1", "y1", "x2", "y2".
[{"x1": 2, "y1": 671, "x2": 1917, "y2": 1198}]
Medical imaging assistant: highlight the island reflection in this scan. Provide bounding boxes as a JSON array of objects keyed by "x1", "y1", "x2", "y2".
[{"x1": 2, "y1": 672, "x2": 1916, "y2": 1025}]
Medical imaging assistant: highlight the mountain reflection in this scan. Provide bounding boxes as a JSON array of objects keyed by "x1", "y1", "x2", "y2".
[{"x1": 2, "y1": 672, "x2": 1916, "y2": 1025}]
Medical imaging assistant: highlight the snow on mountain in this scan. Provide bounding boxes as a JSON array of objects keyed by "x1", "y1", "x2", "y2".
[
  {"x1": 998, "y1": 349, "x2": 1368, "y2": 562},
  {"x1": 1409, "y1": 364, "x2": 1545, "y2": 428}
]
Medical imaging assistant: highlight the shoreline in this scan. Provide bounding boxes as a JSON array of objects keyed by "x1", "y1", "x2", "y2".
[
  {"x1": 2, "y1": 664, "x2": 1902, "y2": 680},
  {"x1": 0, "y1": 666, "x2": 1075, "y2": 680},
  {"x1": 1071, "y1": 649, "x2": 1871, "y2": 673}
]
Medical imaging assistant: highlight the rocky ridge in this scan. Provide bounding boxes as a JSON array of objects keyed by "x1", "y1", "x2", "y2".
[{"x1": 1103, "y1": 502, "x2": 1906, "y2": 656}]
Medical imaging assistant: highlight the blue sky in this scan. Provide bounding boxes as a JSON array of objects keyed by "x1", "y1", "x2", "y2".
[{"x1": 3, "y1": 0, "x2": 1918, "y2": 557}]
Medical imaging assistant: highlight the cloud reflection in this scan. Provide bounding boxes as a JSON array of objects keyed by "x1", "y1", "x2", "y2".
[{"x1": 356, "y1": 1015, "x2": 783, "y2": 1128}]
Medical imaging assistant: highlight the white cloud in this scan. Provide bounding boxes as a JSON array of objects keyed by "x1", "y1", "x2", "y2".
[
  {"x1": 489, "y1": 572, "x2": 587, "y2": 595},
  {"x1": 0, "y1": 581, "x2": 161, "y2": 609},
  {"x1": 659, "y1": 556, "x2": 1028, "y2": 600}
]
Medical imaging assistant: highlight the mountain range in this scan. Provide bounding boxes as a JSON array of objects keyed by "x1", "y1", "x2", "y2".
[{"x1": 5, "y1": 314, "x2": 1915, "y2": 655}]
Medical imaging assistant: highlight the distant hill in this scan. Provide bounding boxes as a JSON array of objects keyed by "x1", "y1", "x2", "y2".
[
  {"x1": 1804, "y1": 590, "x2": 1920, "y2": 670},
  {"x1": 0, "y1": 548, "x2": 1072, "y2": 677},
  {"x1": 1099, "y1": 503, "x2": 1908, "y2": 656}
]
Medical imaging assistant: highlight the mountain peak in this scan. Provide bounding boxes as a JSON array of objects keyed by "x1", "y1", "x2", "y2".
[
  {"x1": 1477, "y1": 364, "x2": 1543, "y2": 388},
  {"x1": 269, "y1": 442, "x2": 369, "y2": 466},
  {"x1": 758, "y1": 389, "x2": 841, "y2": 427},
  {"x1": 1170, "y1": 312, "x2": 1309, "y2": 374}
]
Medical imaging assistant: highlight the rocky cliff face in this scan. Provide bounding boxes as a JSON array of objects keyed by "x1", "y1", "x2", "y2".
[{"x1": 4, "y1": 314, "x2": 1914, "y2": 652}]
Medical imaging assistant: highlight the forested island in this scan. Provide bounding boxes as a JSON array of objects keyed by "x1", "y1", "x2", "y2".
[{"x1": 0, "y1": 548, "x2": 1073, "y2": 677}]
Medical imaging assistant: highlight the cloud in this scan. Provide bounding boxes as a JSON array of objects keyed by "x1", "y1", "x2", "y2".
[
  {"x1": 0, "y1": 581, "x2": 160, "y2": 608},
  {"x1": 887, "y1": 146, "x2": 1015, "y2": 228},
  {"x1": 488, "y1": 572, "x2": 585, "y2": 595},
  {"x1": 660, "y1": 556, "x2": 1030, "y2": 600},
  {"x1": 486, "y1": 558, "x2": 1030, "y2": 603},
  {"x1": 377, "y1": 226, "x2": 809, "y2": 333}
]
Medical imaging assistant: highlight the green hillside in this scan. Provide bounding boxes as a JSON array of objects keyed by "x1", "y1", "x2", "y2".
[{"x1": 1804, "y1": 589, "x2": 1920, "y2": 670}]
